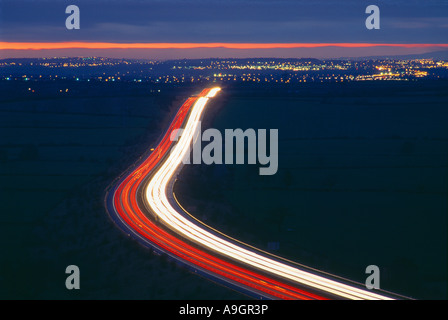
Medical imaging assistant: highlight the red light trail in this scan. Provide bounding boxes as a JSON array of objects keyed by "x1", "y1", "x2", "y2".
[{"x1": 106, "y1": 87, "x2": 400, "y2": 300}]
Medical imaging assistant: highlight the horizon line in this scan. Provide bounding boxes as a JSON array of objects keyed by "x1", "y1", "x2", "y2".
[{"x1": 2, "y1": 42, "x2": 448, "y2": 50}]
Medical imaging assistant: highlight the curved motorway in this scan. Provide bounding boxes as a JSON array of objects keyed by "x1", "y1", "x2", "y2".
[{"x1": 105, "y1": 87, "x2": 400, "y2": 300}]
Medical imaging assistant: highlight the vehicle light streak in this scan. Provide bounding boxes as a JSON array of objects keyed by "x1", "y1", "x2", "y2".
[
  {"x1": 144, "y1": 87, "x2": 394, "y2": 300},
  {"x1": 109, "y1": 87, "x2": 397, "y2": 300}
]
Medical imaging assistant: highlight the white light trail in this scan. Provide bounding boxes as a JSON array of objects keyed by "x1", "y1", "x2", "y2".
[{"x1": 144, "y1": 87, "x2": 394, "y2": 300}]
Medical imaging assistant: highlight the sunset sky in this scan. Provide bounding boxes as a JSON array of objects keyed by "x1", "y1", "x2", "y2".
[{"x1": 1, "y1": 0, "x2": 447, "y2": 59}]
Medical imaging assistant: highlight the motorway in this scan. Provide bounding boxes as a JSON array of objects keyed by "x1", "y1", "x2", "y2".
[{"x1": 105, "y1": 87, "x2": 400, "y2": 300}]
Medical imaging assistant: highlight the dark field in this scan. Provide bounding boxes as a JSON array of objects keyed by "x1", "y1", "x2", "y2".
[
  {"x1": 175, "y1": 80, "x2": 448, "y2": 299},
  {"x1": 0, "y1": 81, "x2": 246, "y2": 299},
  {"x1": 0, "y1": 79, "x2": 447, "y2": 299}
]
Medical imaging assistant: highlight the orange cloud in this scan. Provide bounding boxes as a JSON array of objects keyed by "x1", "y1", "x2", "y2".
[{"x1": 1, "y1": 42, "x2": 448, "y2": 50}]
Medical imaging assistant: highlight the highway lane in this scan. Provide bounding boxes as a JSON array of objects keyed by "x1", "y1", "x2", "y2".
[
  {"x1": 107, "y1": 88, "x2": 323, "y2": 299},
  {"x1": 106, "y1": 87, "x2": 398, "y2": 300}
]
